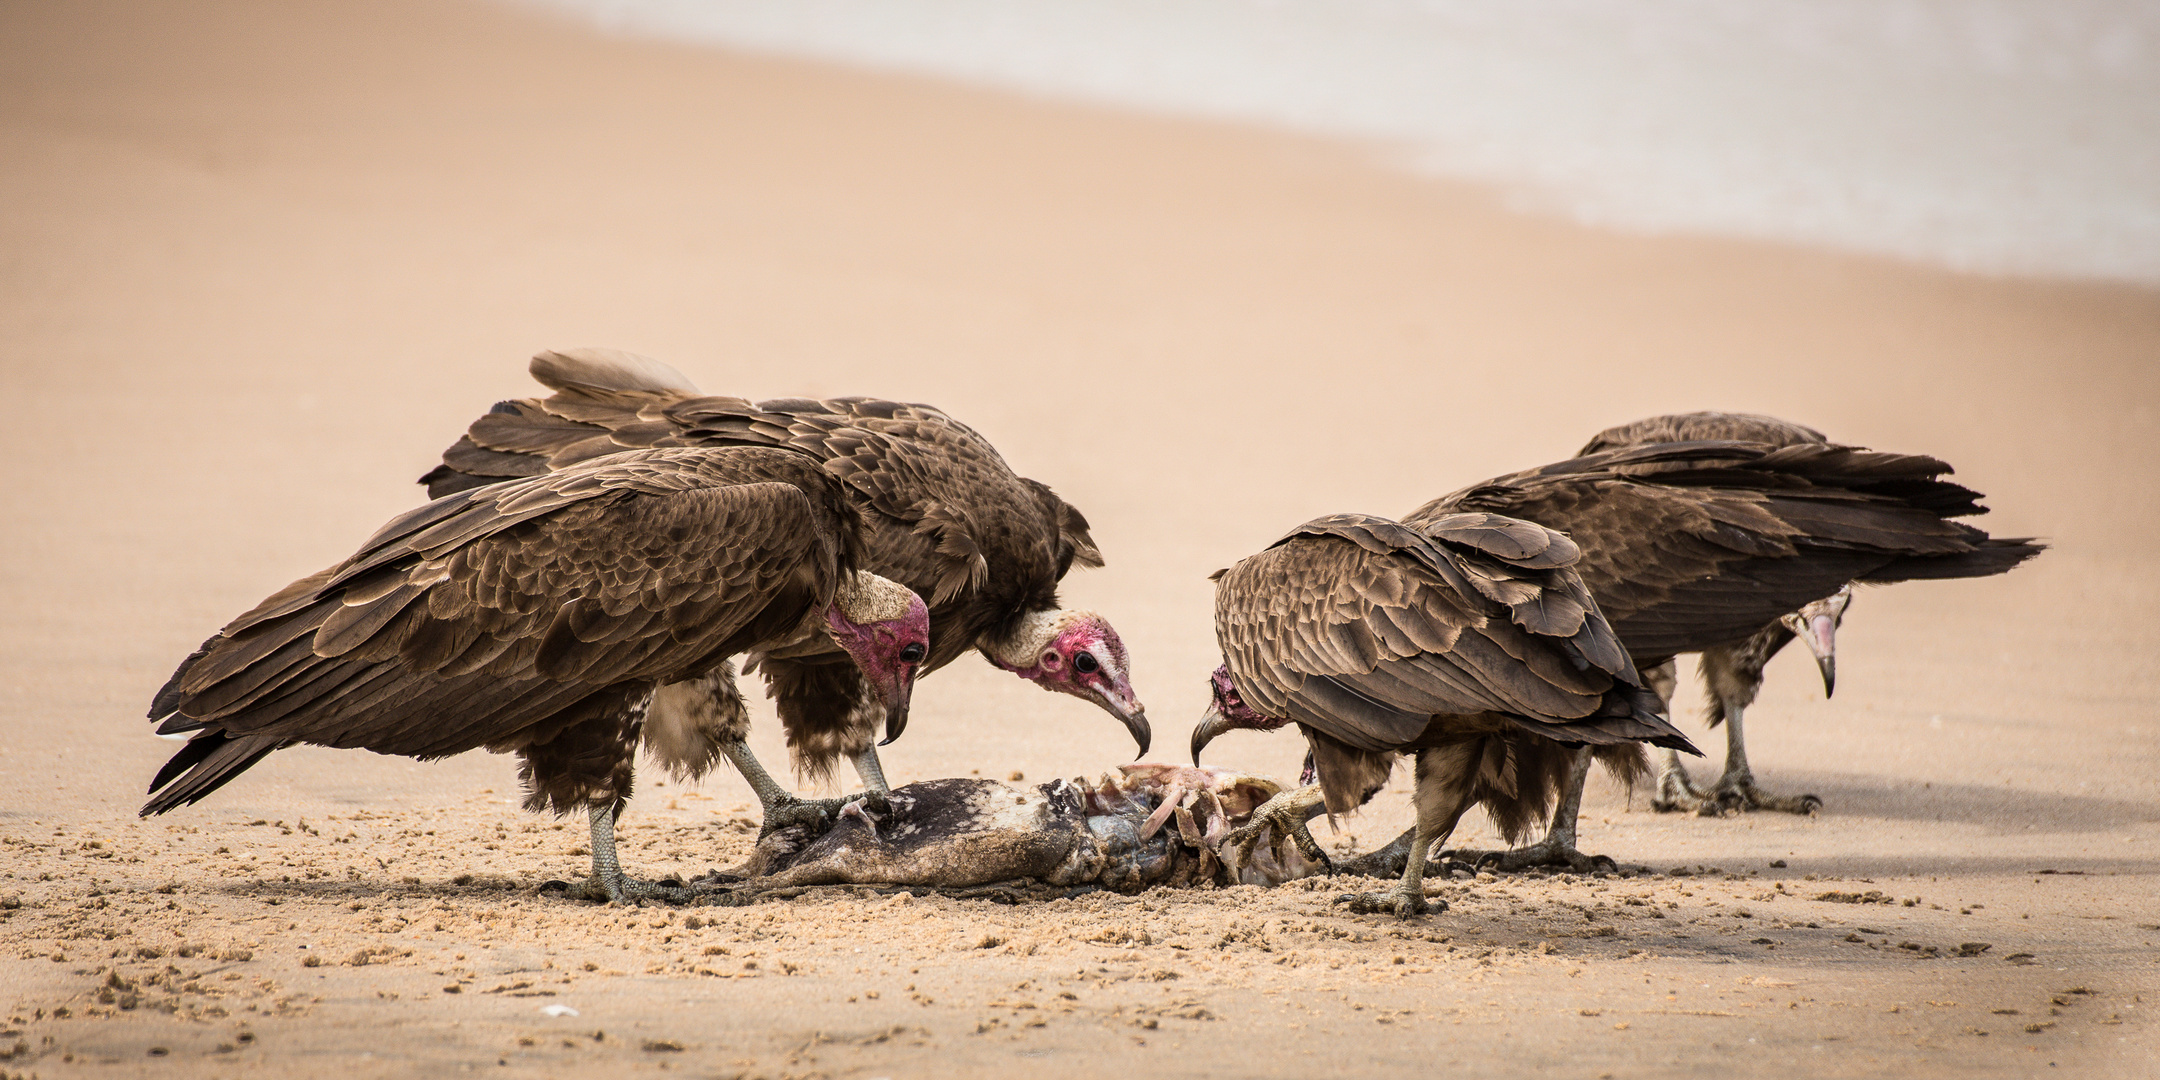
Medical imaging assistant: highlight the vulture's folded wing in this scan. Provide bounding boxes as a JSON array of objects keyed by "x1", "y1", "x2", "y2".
[
  {"x1": 150, "y1": 448, "x2": 839, "y2": 763},
  {"x1": 1214, "y1": 514, "x2": 1687, "y2": 755},
  {"x1": 1408, "y1": 441, "x2": 2044, "y2": 661},
  {"x1": 423, "y1": 350, "x2": 1092, "y2": 618}
]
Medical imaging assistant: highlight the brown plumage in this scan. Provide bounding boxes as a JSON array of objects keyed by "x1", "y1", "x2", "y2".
[
  {"x1": 1577, "y1": 411, "x2": 1826, "y2": 454},
  {"x1": 417, "y1": 350, "x2": 1145, "y2": 809},
  {"x1": 1204, "y1": 512, "x2": 1698, "y2": 917},
  {"x1": 1410, "y1": 437, "x2": 2039, "y2": 663},
  {"x1": 144, "y1": 445, "x2": 930, "y2": 901},
  {"x1": 1396, "y1": 423, "x2": 2043, "y2": 862}
]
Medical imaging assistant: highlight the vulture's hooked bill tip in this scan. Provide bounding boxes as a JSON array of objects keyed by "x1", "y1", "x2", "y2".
[
  {"x1": 1190, "y1": 704, "x2": 1226, "y2": 766},
  {"x1": 1787, "y1": 609, "x2": 1839, "y2": 699},
  {"x1": 879, "y1": 701, "x2": 910, "y2": 746},
  {"x1": 1124, "y1": 710, "x2": 1152, "y2": 759}
]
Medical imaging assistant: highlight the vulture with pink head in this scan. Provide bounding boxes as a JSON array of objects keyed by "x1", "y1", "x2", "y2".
[
  {"x1": 1196, "y1": 422, "x2": 2040, "y2": 881},
  {"x1": 144, "y1": 446, "x2": 931, "y2": 902},
  {"x1": 1199, "y1": 512, "x2": 1702, "y2": 918},
  {"x1": 419, "y1": 350, "x2": 1146, "y2": 833}
]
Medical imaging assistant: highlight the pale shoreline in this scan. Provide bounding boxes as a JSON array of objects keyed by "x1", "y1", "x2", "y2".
[{"x1": 2, "y1": 0, "x2": 2156, "y2": 1076}]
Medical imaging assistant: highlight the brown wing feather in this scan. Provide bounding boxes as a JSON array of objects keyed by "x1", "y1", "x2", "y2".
[
  {"x1": 1408, "y1": 441, "x2": 2043, "y2": 662},
  {"x1": 1578, "y1": 411, "x2": 1827, "y2": 456},
  {"x1": 422, "y1": 349, "x2": 1100, "y2": 665},
  {"x1": 1214, "y1": 514, "x2": 1690, "y2": 762},
  {"x1": 150, "y1": 447, "x2": 846, "y2": 776}
]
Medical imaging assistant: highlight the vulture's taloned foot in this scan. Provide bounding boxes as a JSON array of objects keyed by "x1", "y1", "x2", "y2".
[
  {"x1": 543, "y1": 871, "x2": 696, "y2": 905},
  {"x1": 543, "y1": 806, "x2": 698, "y2": 905},
  {"x1": 1335, "y1": 820, "x2": 1446, "y2": 920},
  {"x1": 721, "y1": 738, "x2": 886, "y2": 839},
  {"x1": 1651, "y1": 758, "x2": 1710, "y2": 814},
  {"x1": 758, "y1": 794, "x2": 847, "y2": 840},
  {"x1": 1334, "y1": 887, "x2": 1442, "y2": 920},
  {"x1": 1216, "y1": 785, "x2": 1332, "y2": 877},
  {"x1": 1703, "y1": 774, "x2": 1822, "y2": 816},
  {"x1": 1442, "y1": 840, "x2": 1617, "y2": 875},
  {"x1": 758, "y1": 791, "x2": 890, "y2": 840}
]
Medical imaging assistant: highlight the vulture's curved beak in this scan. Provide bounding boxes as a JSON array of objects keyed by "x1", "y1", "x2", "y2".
[
  {"x1": 876, "y1": 668, "x2": 917, "y2": 746},
  {"x1": 1083, "y1": 679, "x2": 1149, "y2": 758},
  {"x1": 1191, "y1": 702, "x2": 1228, "y2": 766},
  {"x1": 1783, "y1": 610, "x2": 1840, "y2": 698},
  {"x1": 1124, "y1": 710, "x2": 1152, "y2": 758}
]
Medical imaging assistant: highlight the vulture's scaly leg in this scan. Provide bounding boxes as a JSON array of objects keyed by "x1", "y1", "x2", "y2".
[
  {"x1": 1701, "y1": 700, "x2": 1821, "y2": 815},
  {"x1": 1338, "y1": 747, "x2": 1475, "y2": 919},
  {"x1": 555, "y1": 804, "x2": 694, "y2": 904},
  {"x1": 1652, "y1": 747, "x2": 1709, "y2": 813},
  {"x1": 849, "y1": 746, "x2": 894, "y2": 815},
  {"x1": 1215, "y1": 785, "x2": 1333, "y2": 877},
  {"x1": 1336, "y1": 826, "x2": 1418, "y2": 879},
  {"x1": 719, "y1": 738, "x2": 848, "y2": 839},
  {"x1": 1638, "y1": 659, "x2": 1709, "y2": 813},
  {"x1": 1443, "y1": 747, "x2": 1618, "y2": 873}
]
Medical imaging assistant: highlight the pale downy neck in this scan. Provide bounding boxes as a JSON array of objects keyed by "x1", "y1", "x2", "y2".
[
  {"x1": 983, "y1": 609, "x2": 1068, "y2": 675},
  {"x1": 831, "y1": 571, "x2": 918, "y2": 626}
]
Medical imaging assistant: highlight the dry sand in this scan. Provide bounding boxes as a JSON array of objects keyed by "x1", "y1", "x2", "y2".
[{"x1": 2, "y1": 1, "x2": 2156, "y2": 1076}]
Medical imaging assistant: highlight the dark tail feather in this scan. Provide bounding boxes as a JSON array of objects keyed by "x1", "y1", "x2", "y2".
[
  {"x1": 1507, "y1": 684, "x2": 1702, "y2": 756},
  {"x1": 1864, "y1": 538, "x2": 2046, "y2": 582},
  {"x1": 141, "y1": 732, "x2": 283, "y2": 816},
  {"x1": 147, "y1": 636, "x2": 219, "y2": 720}
]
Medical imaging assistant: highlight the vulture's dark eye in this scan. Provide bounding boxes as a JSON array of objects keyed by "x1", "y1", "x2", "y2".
[
  {"x1": 899, "y1": 643, "x2": 926, "y2": 664},
  {"x1": 1073, "y1": 651, "x2": 1100, "y2": 674}
]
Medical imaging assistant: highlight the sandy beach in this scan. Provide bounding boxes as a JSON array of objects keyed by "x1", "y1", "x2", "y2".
[{"x1": 2, "y1": 0, "x2": 2156, "y2": 1076}]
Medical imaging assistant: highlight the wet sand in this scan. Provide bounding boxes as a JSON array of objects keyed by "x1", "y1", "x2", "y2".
[{"x1": 1, "y1": 0, "x2": 2156, "y2": 1076}]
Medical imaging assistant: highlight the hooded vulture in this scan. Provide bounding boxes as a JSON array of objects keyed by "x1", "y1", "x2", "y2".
[
  {"x1": 417, "y1": 349, "x2": 1145, "y2": 833},
  {"x1": 143, "y1": 446, "x2": 930, "y2": 902},
  {"x1": 1405, "y1": 431, "x2": 2040, "y2": 869},
  {"x1": 1576, "y1": 412, "x2": 1852, "y2": 816},
  {"x1": 1199, "y1": 512, "x2": 1700, "y2": 918},
  {"x1": 1195, "y1": 432, "x2": 2041, "y2": 876}
]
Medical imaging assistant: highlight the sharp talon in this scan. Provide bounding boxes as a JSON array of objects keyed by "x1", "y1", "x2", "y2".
[{"x1": 1334, "y1": 891, "x2": 1434, "y2": 919}]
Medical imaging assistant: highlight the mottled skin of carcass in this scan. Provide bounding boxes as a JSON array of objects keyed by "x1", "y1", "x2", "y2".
[{"x1": 724, "y1": 765, "x2": 1329, "y2": 892}]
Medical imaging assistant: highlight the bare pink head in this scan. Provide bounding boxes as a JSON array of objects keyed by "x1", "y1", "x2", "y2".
[
  {"x1": 986, "y1": 609, "x2": 1149, "y2": 756},
  {"x1": 826, "y1": 574, "x2": 932, "y2": 744},
  {"x1": 1190, "y1": 663, "x2": 1289, "y2": 764}
]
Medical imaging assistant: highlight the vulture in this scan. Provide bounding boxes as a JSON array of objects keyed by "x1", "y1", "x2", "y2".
[
  {"x1": 1413, "y1": 430, "x2": 2038, "y2": 870},
  {"x1": 418, "y1": 350, "x2": 1145, "y2": 832},
  {"x1": 142, "y1": 446, "x2": 931, "y2": 902},
  {"x1": 1197, "y1": 512, "x2": 1701, "y2": 918},
  {"x1": 1575, "y1": 412, "x2": 1851, "y2": 815},
  {"x1": 1194, "y1": 430, "x2": 2041, "y2": 875}
]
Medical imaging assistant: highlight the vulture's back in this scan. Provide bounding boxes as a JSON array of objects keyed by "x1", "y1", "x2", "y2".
[
  {"x1": 1410, "y1": 441, "x2": 2043, "y2": 662},
  {"x1": 143, "y1": 446, "x2": 857, "y2": 814},
  {"x1": 421, "y1": 349, "x2": 1101, "y2": 664}
]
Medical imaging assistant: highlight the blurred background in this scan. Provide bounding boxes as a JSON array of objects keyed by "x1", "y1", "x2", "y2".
[{"x1": 527, "y1": 0, "x2": 2160, "y2": 283}]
